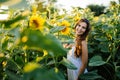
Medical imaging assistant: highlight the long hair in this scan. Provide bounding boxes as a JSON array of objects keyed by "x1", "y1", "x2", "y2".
[{"x1": 74, "y1": 19, "x2": 90, "y2": 57}]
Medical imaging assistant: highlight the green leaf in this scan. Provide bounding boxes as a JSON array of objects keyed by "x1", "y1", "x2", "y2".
[
  {"x1": 116, "y1": 71, "x2": 120, "y2": 79},
  {"x1": 89, "y1": 55, "x2": 106, "y2": 66},
  {"x1": 97, "y1": 63, "x2": 115, "y2": 80},
  {"x1": 5, "y1": 70, "x2": 21, "y2": 80},
  {"x1": 59, "y1": 35, "x2": 73, "y2": 41},
  {"x1": 50, "y1": 26, "x2": 65, "y2": 33},
  {"x1": 47, "y1": 60, "x2": 55, "y2": 65},
  {"x1": 20, "y1": 29, "x2": 67, "y2": 56},
  {"x1": 0, "y1": 0, "x2": 9, "y2": 3},
  {"x1": 60, "y1": 57, "x2": 77, "y2": 69},
  {"x1": 6, "y1": 59, "x2": 20, "y2": 72},
  {"x1": 15, "y1": 56, "x2": 24, "y2": 67},
  {"x1": 1, "y1": 37, "x2": 9, "y2": 50},
  {"x1": 22, "y1": 68, "x2": 65, "y2": 80},
  {"x1": 94, "y1": 37, "x2": 107, "y2": 41},
  {"x1": 79, "y1": 71, "x2": 104, "y2": 80},
  {"x1": 8, "y1": 27, "x2": 20, "y2": 39},
  {"x1": 44, "y1": 68, "x2": 65, "y2": 80},
  {"x1": 0, "y1": 57, "x2": 5, "y2": 63},
  {"x1": 88, "y1": 45, "x2": 94, "y2": 53},
  {"x1": 98, "y1": 42, "x2": 110, "y2": 52},
  {"x1": 3, "y1": 14, "x2": 26, "y2": 28}
]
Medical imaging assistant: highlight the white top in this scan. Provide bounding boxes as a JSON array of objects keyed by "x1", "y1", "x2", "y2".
[{"x1": 67, "y1": 46, "x2": 87, "y2": 80}]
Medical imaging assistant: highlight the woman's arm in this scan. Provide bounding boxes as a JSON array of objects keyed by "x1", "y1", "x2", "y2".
[
  {"x1": 78, "y1": 40, "x2": 88, "y2": 75},
  {"x1": 63, "y1": 43, "x2": 74, "y2": 49}
]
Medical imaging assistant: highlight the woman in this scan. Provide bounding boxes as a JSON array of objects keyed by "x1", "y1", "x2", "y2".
[{"x1": 67, "y1": 18, "x2": 90, "y2": 80}]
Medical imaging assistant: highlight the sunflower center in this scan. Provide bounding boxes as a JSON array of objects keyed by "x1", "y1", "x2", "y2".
[
  {"x1": 62, "y1": 27, "x2": 66, "y2": 32},
  {"x1": 33, "y1": 20, "x2": 39, "y2": 28}
]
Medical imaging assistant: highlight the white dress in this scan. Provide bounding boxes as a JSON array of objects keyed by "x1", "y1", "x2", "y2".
[{"x1": 67, "y1": 46, "x2": 88, "y2": 80}]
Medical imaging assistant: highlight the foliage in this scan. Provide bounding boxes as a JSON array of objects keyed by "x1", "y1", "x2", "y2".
[
  {"x1": 0, "y1": 0, "x2": 120, "y2": 80},
  {"x1": 87, "y1": 4, "x2": 106, "y2": 16}
]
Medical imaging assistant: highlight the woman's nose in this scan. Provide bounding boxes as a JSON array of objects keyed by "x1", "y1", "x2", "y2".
[{"x1": 78, "y1": 27, "x2": 82, "y2": 30}]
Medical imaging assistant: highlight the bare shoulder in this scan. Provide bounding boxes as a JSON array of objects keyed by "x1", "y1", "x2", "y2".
[{"x1": 81, "y1": 40, "x2": 87, "y2": 46}]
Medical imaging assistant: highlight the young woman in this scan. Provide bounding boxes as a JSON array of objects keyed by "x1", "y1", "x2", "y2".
[{"x1": 67, "y1": 19, "x2": 90, "y2": 80}]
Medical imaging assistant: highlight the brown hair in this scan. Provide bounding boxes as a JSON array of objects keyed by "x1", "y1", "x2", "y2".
[{"x1": 74, "y1": 19, "x2": 90, "y2": 57}]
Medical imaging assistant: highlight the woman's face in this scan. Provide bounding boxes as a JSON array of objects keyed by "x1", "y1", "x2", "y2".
[{"x1": 75, "y1": 22, "x2": 87, "y2": 36}]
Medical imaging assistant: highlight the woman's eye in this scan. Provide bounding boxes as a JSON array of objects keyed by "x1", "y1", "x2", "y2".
[
  {"x1": 78, "y1": 25, "x2": 81, "y2": 27},
  {"x1": 83, "y1": 27, "x2": 86, "y2": 29}
]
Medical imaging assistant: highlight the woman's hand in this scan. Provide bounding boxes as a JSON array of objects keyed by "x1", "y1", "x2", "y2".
[{"x1": 63, "y1": 43, "x2": 73, "y2": 49}]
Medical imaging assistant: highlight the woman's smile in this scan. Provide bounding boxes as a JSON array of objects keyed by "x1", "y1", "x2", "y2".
[{"x1": 76, "y1": 22, "x2": 87, "y2": 36}]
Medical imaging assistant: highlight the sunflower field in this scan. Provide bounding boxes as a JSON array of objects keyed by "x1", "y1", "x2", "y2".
[{"x1": 0, "y1": 0, "x2": 120, "y2": 80}]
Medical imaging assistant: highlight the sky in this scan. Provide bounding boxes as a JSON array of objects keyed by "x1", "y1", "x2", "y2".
[
  {"x1": 0, "y1": 0, "x2": 118, "y2": 20},
  {"x1": 56, "y1": 0, "x2": 118, "y2": 10}
]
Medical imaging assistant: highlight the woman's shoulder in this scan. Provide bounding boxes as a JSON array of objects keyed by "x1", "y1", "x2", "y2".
[
  {"x1": 81, "y1": 40, "x2": 88, "y2": 49},
  {"x1": 81, "y1": 40, "x2": 87, "y2": 45}
]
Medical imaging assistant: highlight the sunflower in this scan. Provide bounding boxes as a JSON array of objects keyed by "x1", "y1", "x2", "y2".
[
  {"x1": 32, "y1": 5, "x2": 37, "y2": 14},
  {"x1": 29, "y1": 15, "x2": 45, "y2": 31},
  {"x1": 0, "y1": 53, "x2": 4, "y2": 58},
  {"x1": 23, "y1": 62, "x2": 40, "y2": 72},
  {"x1": 74, "y1": 16, "x2": 80, "y2": 22},
  {"x1": 101, "y1": 17, "x2": 105, "y2": 22},
  {"x1": 93, "y1": 17, "x2": 99, "y2": 21},
  {"x1": 61, "y1": 27, "x2": 70, "y2": 35},
  {"x1": 43, "y1": 50, "x2": 48, "y2": 56},
  {"x1": 21, "y1": 36, "x2": 28, "y2": 43},
  {"x1": 61, "y1": 20, "x2": 70, "y2": 27},
  {"x1": 50, "y1": 19, "x2": 56, "y2": 25},
  {"x1": 60, "y1": 20, "x2": 70, "y2": 35},
  {"x1": 2, "y1": 61, "x2": 7, "y2": 67}
]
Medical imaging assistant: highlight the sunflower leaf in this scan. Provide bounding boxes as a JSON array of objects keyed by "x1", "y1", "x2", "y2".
[{"x1": 50, "y1": 26, "x2": 65, "y2": 33}]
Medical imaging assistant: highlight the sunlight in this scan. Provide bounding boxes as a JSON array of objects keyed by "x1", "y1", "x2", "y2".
[
  {"x1": 0, "y1": 14, "x2": 9, "y2": 20},
  {"x1": 0, "y1": 5, "x2": 9, "y2": 21},
  {"x1": 56, "y1": 0, "x2": 119, "y2": 10}
]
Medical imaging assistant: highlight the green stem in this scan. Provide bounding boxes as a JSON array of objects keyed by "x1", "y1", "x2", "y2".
[
  {"x1": 112, "y1": 28, "x2": 117, "y2": 61},
  {"x1": 24, "y1": 50, "x2": 28, "y2": 63},
  {"x1": 58, "y1": 32, "x2": 60, "y2": 39},
  {"x1": 106, "y1": 55, "x2": 112, "y2": 62},
  {"x1": 9, "y1": 58, "x2": 23, "y2": 73},
  {"x1": 53, "y1": 57, "x2": 56, "y2": 67}
]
